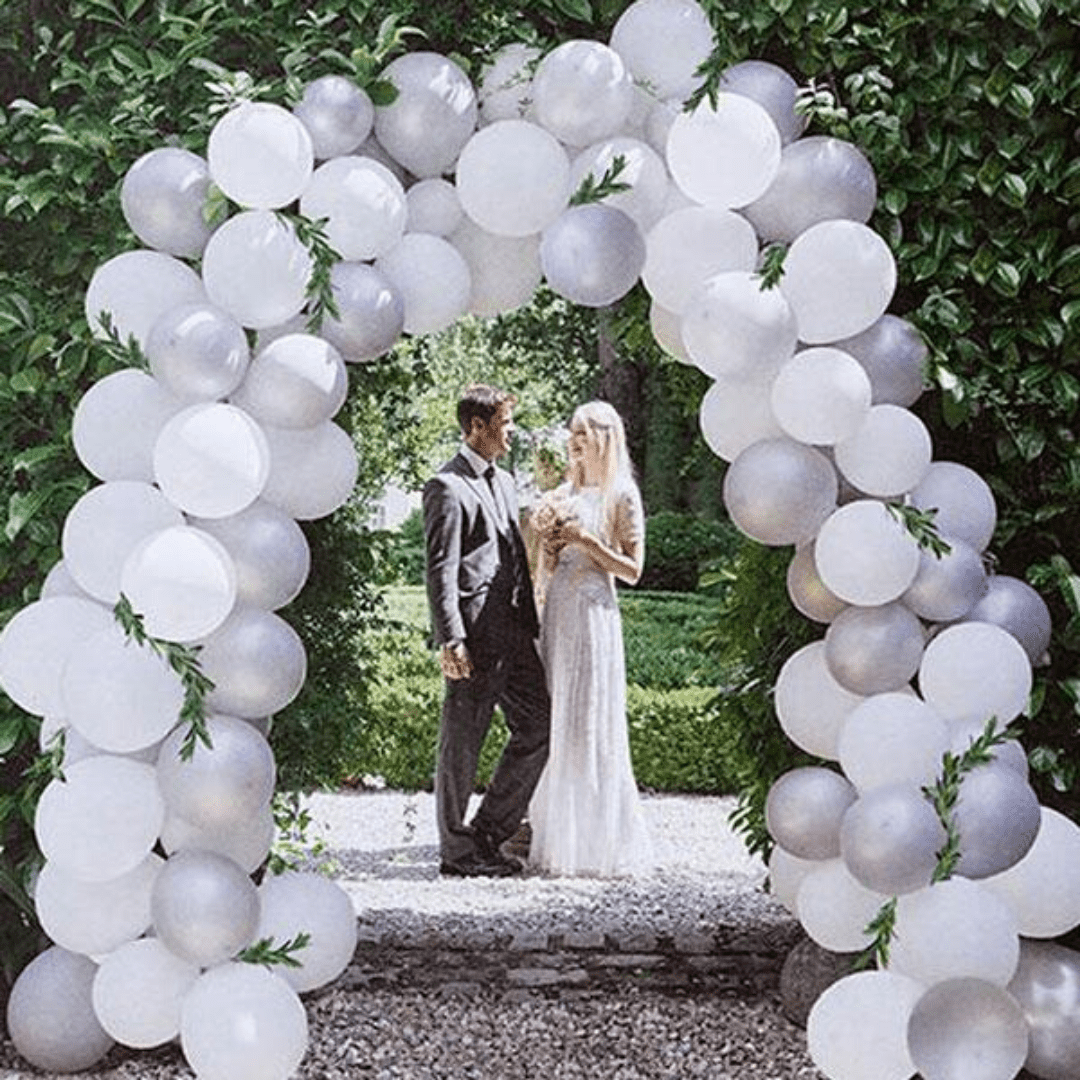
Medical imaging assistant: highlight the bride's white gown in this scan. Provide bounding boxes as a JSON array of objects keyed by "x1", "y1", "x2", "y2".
[{"x1": 529, "y1": 483, "x2": 653, "y2": 877}]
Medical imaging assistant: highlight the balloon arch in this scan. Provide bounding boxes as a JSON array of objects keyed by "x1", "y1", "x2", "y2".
[{"x1": 2, "y1": 1, "x2": 1079, "y2": 1078}]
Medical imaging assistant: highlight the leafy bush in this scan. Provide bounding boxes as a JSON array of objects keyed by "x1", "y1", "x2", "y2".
[
  {"x1": 371, "y1": 508, "x2": 427, "y2": 588},
  {"x1": 638, "y1": 510, "x2": 740, "y2": 592}
]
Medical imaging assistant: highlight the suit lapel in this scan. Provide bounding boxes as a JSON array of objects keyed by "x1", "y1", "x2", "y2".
[{"x1": 451, "y1": 453, "x2": 505, "y2": 534}]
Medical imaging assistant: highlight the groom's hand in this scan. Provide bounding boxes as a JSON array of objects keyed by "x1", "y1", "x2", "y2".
[{"x1": 440, "y1": 641, "x2": 473, "y2": 680}]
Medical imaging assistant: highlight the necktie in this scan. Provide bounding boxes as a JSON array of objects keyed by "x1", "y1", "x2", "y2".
[{"x1": 483, "y1": 465, "x2": 508, "y2": 530}]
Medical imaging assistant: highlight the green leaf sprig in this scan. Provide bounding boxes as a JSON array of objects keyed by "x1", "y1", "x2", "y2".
[
  {"x1": 569, "y1": 153, "x2": 631, "y2": 206},
  {"x1": 854, "y1": 895, "x2": 898, "y2": 971},
  {"x1": 94, "y1": 312, "x2": 150, "y2": 373},
  {"x1": 113, "y1": 595, "x2": 214, "y2": 761},
  {"x1": 279, "y1": 212, "x2": 342, "y2": 333},
  {"x1": 238, "y1": 932, "x2": 311, "y2": 969},
  {"x1": 756, "y1": 243, "x2": 787, "y2": 290},
  {"x1": 886, "y1": 502, "x2": 953, "y2": 559},
  {"x1": 350, "y1": 14, "x2": 427, "y2": 106}
]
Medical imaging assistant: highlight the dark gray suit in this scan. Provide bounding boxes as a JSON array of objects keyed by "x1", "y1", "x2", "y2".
[{"x1": 423, "y1": 453, "x2": 550, "y2": 864}]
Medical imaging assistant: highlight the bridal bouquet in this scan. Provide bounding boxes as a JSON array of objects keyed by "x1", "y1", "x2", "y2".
[{"x1": 530, "y1": 488, "x2": 576, "y2": 537}]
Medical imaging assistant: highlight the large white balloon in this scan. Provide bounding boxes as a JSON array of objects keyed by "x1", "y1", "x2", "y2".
[
  {"x1": 1007, "y1": 939, "x2": 1080, "y2": 1080},
  {"x1": 121, "y1": 146, "x2": 214, "y2": 258},
  {"x1": 779, "y1": 220, "x2": 897, "y2": 344},
  {"x1": 320, "y1": 261, "x2": 405, "y2": 362},
  {"x1": 292, "y1": 74, "x2": 374, "y2": 159},
  {"x1": 775, "y1": 642, "x2": 863, "y2": 760},
  {"x1": 570, "y1": 136, "x2": 669, "y2": 232},
  {"x1": 207, "y1": 101, "x2": 314, "y2": 209},
  {"x1": 374, "y1": 52, "x2": 478, "y2": 177},
  {"x1": 771, "y1": 347, "x2": 873, "y2": 446},
  {"x1": 376, "y1": 233, "x2": 472, "y2": 334},
  {"x1": 406, "y1": 177, "x2": 463, "y2": 237},
  {"x1": 260, "y1": 420, "x2": 358, "y2": 521},
  {"x1": 909, "y1": 461, "x2": 997, "y2": 553},
  {"x1": 451, "y1": 217, "x2": 543, "y2": 317},
  {"x1": 797, "y1": 858, "x2": 888, "y2": 953},
  {"x1": 767, "y1": 845, "x2": 821, "y2": 914},
  {"x1": 162, "y1": 801, "x2": 275, "y2": 874},
  {"x1": 718, "y1": 59, "x2": 807, "y2": 145},
  {"x1": 609, "y1": 0, "x2": 714, "y2": 101},
  {"x1": 146, "y1": 301, "x2": 251, "y2": 402},
  {"x1": 477, "y1": 43, "x2": 540, "y2": 124},
  {"x1": 834, "y1": 405, "x2": 933, "y2": 497},
  {"x1": 699, "y1": 376, "x2": 784, "y2": 463}
]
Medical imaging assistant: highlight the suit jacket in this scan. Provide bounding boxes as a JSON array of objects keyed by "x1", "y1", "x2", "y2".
[{"x1": 423, "y1": 453, "x2": 539, "y2": 664}]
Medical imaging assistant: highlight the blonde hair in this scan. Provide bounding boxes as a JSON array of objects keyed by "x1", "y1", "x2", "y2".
[{"x1": 569, "y1": 400, "x2": 636, "y2": 543}]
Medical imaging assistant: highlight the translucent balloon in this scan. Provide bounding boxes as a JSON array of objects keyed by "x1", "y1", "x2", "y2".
[
  {"x1": 570, "y1": 136, "x2": 669, "y2": 232},
  {"x1": 787, "y1": 542, "x2": 848, "y2": 623},
  {"x1": 744, "y1": 137, "x2": 876, "y2": 244},
  {"x1": 779, "y1": 220, "x2": 897, "y2": 344},
  {"x1": 292, "y1": 74, "x2": 374, "y2": 159},
  {"x1": 0, "y1": 597, "x2": 113, "y2": 717},
  {"x1": 298, "y1": 155, "x2": 407, "y2": 261},
  {"x1": 797, "y1": 858, "x2": 888, "y2": 953},
  {"x1": 985, "y1": 807, "x2": 1080, "y2": 938},
  {"x1": 6, "y1": 947, "x2": 114, "y2": 1073},
  {"x1": 650, "y1": 301, "x2": 692, "y2": 363},
  {"x1": 61, "y1": 622, "x2": 185, "y2": 750},
  {"x1": 902, "y1": 537, "x2": 988, "y2": 622},
  {"x1": 825, "y1": 602, "x2": 925, "y2": 696},
  {"x1": 35, "y1": 756, "x2": 164, "y2": 881},
  {"x1": 907, "y1": 978, "x2": 1029, "y2": 1080},
  {"x1": 92, "y1": 937, "x2": 200, "y2": 1049},
  {"x1": 35, "y1": 853, "x2": 161, "y2": 957},
  {"x1": 261, "y1": 419, "x2": 358, "y2": 521},
  {"x1": 456, "y1": 120, "x2": 571, "y2": 237},
  {"x1": 768, "y1": 845, "x2": 821, "y2": 914},
  {"x1": 478, "y1": 43, "x2": 541, "y2": 124},
  {"x1": 532, "y1": 40, "x2": 633, "y2": 147},
  {"x1": 153, "y1": 402, "x2": 270, "y2": 518},
  {"x1": 1007, "y1": 939, "x2": 1080, "y2": 1080},
  {"x1": 191, "y1": 500, "x2": 310, "y2": 611},
  {"x1": 765, "y1": 766, "x2": 857, "y2": 861},
  {"x1": 540, "y1": 204, "x2": 645, "y2": 308},
  {"x1": 121, "y1": 146, "x2": 214, "y2": 257},
  {"x1": 320, "y1": 261, "x2": 405, "y2": 362},
  {"x1": 644, "y1": 96, "x2": 682, "y2": 158},
  {"x1": 951, "y1": 762, "x2": 1041, "y2": 878},
  {"x1": 681, "y1": 270, "x2": 798, "y2": 380},
  {"x1": 609, "y1": 0, "x2": 714, "y2": 101},
  {"x1": 157, "y1": 714, "x2": 276, "y2": 832},
  {"x1": 232, "y1": 333, "x2": 347, "y2": 429},
  {"x1": 201, "y1": 210, "x2": 313, "y2": 330},
  {"x1": 807, "y1": 970, "x2": 923, "y2": 1080},
  {"x1": 699, "y1": 376, "x2": 784, "y2": 463},
  {"x1": 162, "y1": 801, "x2": 275, "y2": 874},
  {"x1": 62, "y1": 480, "x2": 184, "y2": 603},
  {"x1": 918, "y1": 621, "x2": 1032, "y2": 727},
  {"x1": 451, "y1": 217, "x2": 543, "y2": 318},
  {"x1": 667, "y1": 93, "x2": 782, "y2": 209},
  {"x1": 146, "y1": 301, "x2": 251, "y2": 402},
  {"x1": 85, "y1": 249, "x2": 206, "y2": 347},
  {"x1": 771, "y1": 347, "x2": 873, "y2": 446},
  {"x1": 198, "y1": 605, "x2": 307, "y2": 718},
  {"x1": 838, "y1": 692, "x2": 949, "y2": 792},
  {"x1": 775, "y1": 642, "x2": 863, "y2": 760},
  {"x1": 889, "y1": 877, "x2": 1020, "y2": 988},
  {"x1": 258, "y1": 871, "x2": 358, "y2": 992},
  {"x1": 815, "y1": 500, "x2": 921, "y2": 606},
  {"x1": 40, "y1": 560, "x2": 91, "y2": 601},
  {"x1": 406, "y1": 177, "x2": 463, "y2": 236},
  {"x1": 717, "y1": 59, "x2": 806, "y2": 145},
  {"x1": 908, "y1": 460, "x2": 997, "y2": 553},
  {"x1": 152, "y1": 849, "x2": 260, "y2": 967},
  {"x1": 207, "y1": 101, "x2": 313, "y2": 210},
  {"x1": 723, "y1": 437, "x2": 838, "y2": 546},
  {"x1": 376, "y1": 232, "x2": 472, "y2": 334},
  {"x1": 836, "y1": 313, "x2": 927, "y2": 407},
  {"x1": 642, "y1": 207, "x2": 758, "y2": 315},
  {"x1": 834, "y1": 405, "x2": 933, "y2": 498},
  {"x1": 356, "y1": 133, "x2": 408, "y2": 183},
  {"x1": 180, "y1": 962, "x2": 308, "y2": 1080},
  {"x1": 120, "y1": 524, "x2": 238, "y2": 642},
  {"x1": 964, "y1": 574, "x2": 1052, "y2": 663},
  {"x1": 375, "y1": 51, "x2": 477, "y2": 176},
  {"x1": 840, "y1": 782, "x2": 946, "y2": 895}
]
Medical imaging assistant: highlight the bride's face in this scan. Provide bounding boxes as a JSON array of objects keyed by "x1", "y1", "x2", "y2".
[{"x1": 568, "y1": 420, "x2": 602, "y2": 485}]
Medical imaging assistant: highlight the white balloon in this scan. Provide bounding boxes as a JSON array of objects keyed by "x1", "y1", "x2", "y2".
[
  {"x1": 815, "y1": 500, "x2": 921, "y2": 606},
  {"x1": 909, "y1": 461, "x2": 997, "y2": 552},
  {"x1": 649, "y1": 301, "x2": 692, "y2": 363},
  {"x1": 767, "y1": 845, "x2": 821, "y2": 914},
  {"x1": 834, "y1": 404, "x2": 933, "y2": 497},
  {"x1": 456, "y1": 120, "x2": 571, "y2": 238},
  {"x1": 779, "y1": 220, "x2": 897, "y2": 344},
  {"x1": 162, "y1": 801, "x2": 275, "y2": 874},
  {"x1": 374, "y1": 52, "x2": 478, "y2": 177},
  {"x1": 261, "y1": 420, "x2": 358, "y2": 521},
  {"x1": 406, "y1": 177, "x2": 463, "y2": 236},
  {"x1": 293, "y1": 74, "x2": 374, "y2": 159},
  {"x1": 62, "y1": 480, "x2": 184, "y2": 603},
  {"x1": 786, "y1": 542, "x2": 848, "y2": 624},
  {"x1": 609, "y1": 0, "x2": 714, "y2": 101},
  {"x1": 902, "y1": 536, "x2": 988, "y2": 622},
  {"x1": 153, "y1": 402, "x2": 270, "y2": 518},
  {"x1": 320, "y1": 261, "x2": 405, "y2": 362},
  {"x1": 40, "y1": 560, "x2": 91, "y2": 601},
  {"x1": 771, "y1": 347, "x2": 873, "y2": 446},
  {"x1": 207, "y1": 101, "x2": 313, "y2": 210},
  {"x1": 797, "y1": 858, "x2": 888, "y2": 953},
  {"x1": 570, "y1": 136, "x2": 669, "y2": 232},
  {"x1": 146, "y1": 301, "x2": 251, "y2": 402},
  {"x1": 667, "y1": 92, "x2": 782, "y2": 209},
  {"x1": 298, "y1": 155, "x2": 407, "y2": 261},
  {"x1": 451, "y1": 217, "x2": 543, "y2": 318},
  {"x1": 718, "y1": 59, "x2": 806, "y2": 145},
  {"x1": 120, "y1": 524, "x2": 238, "y2": 642},
  {"x1": 478, "y1": 43, "x2": 541, "y2": 124},
  {"x1": 699, "y1": 376, "x2": 784, "y2": 463},
  {"x1": 376, "y1": 232, "x2": 472, "y2": 334},
  {"x1": 643, "y1": 206, "x2": 758, "y2": 315},
  {"x1": 775, "y1": 642, "x2": 863, "y2": 760},
  {"x1": 121, "y1": 146, "x2": 214, "y2": 257},
  {"x1": 201, "y1": 210, "x2": 313, "y2": 330}
]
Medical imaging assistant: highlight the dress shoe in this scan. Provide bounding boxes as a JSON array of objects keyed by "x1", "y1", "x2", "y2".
[
  {"x1": 439, "y1": 851, "x2": 518, "y2": 878},
  {"x1": 473, "y1": 827, "x2": 524, "y2": 873}
]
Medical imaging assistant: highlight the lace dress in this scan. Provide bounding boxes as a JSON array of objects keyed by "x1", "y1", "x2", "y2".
[{"x1": 528, "y1": 483, "x2": 653, "y2": 877}]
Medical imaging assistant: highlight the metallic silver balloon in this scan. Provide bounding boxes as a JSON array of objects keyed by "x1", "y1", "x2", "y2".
[
  {"x1": 1007, "y1": 939, "x2": 1080, "y2": 1080},
  {"x1": 952, "y1": 762, "x2": 1041, "y2": 879},
  {"x1": 292, "y1": 74, "x2": 374, "y2": 159},
  {"x1": 965, "y1": 575, "x2": 1053, "y2": 664},
  {"x1": 765, "y1": 766, "x2": 857, "y2": 860},
  {"x1": 902, "y1": 536, "x2": 988, "y2": 622},
  {"x1": 319, "y1": 261, "x2": 405, "y2": 363},
  {"x1": 120, "y1": 147, "x2": 213, "y2": 258},
  {"x1": 835, "y1": 314, "x2": 927, "y2": 408},
  {"x1": 825, "y1": 602, "x2": 925, "y2": 695}
]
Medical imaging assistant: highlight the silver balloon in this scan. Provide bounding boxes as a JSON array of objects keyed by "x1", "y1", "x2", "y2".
[
  {"x1": 835, "y1": 314, "x2": 927, "y2": 408},
  {"x1": 824, "y1": 602, "x2": 925, "y2": 695},
  {"x1": 909, "y1": 461, "x2": 997, "y2": 553},
  {"x1": 951, "y1": 762, "x2": 1041, "y2": 879},
  {"x1": 718, "y1": 59, "x2": 806, "y2": 144},
  {"x1": 765, "y1": 766, "x2": 857, "y2": 860},
  {"x1": 907, "y1": 977, "x2": 1029, "y2": 1080},
  {"x1": 840, "y1": 782, "x2": 946, "y2": 895},
  {"x1": 902, "y1": 537, "x2": 988, "y2": 622},
  {"x1": 120, "y1": 147, "x2": 213, "y2": 258},
  {"x1": 787, "y1": 543, "x2": 847, "y2": 623},
  {"x1": 1007, "y1": 940, "x2": 1080, "y2": 1080},
  {"x1": 319, "y1": 261, "x2": 405, "y2": 363},
  {"x1": 540, "y1": 204, "x2": 645, "y2": 308},
  {"x1": 723, "y1": 437, "x2": 838, "y2": 547},
  {"x1": 744, "y1": 136, "x2": 876, "y2": 244},
  {"x1": 293, "y1": 74, "x2": 374, "y2": 159},
  {"x1": 965, "y1": 575, "x2": 1053, "y2": 664},
  {"x1": 145, "y1": 301, "x2": 250, "y2": 402}
]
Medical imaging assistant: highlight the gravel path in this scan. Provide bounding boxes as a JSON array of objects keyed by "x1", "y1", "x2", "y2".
[{"x1": 0, "y1": 792, "x2": 822, "y2": 1079}]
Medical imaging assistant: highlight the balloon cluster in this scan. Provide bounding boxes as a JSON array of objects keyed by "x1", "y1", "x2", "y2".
[{"x1": 0, "y1": 0, "x2": 1073, "y2": 1077}]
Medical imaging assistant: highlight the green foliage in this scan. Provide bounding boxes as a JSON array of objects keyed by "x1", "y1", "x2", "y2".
[
  {"x1": 371, "y1": 509, "x2": 428, "y2": 588},
  {"x1": 637, "y1": 511, "x2": 741, "y2": 593}
]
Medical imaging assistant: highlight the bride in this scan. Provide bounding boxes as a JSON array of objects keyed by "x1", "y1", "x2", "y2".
[{"x1": 527, "y1": 400, "x2": 653, "y2": 877}]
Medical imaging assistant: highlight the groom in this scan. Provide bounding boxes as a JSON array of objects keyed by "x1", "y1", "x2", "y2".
[{"x1": 423, "y1": 384, "x2": 551, "y2": 877}]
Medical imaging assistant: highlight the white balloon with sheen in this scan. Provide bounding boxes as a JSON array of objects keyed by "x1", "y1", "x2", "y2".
[
  {"x1": 376, "y1": 233, "x2": 472, "y2": 335},
  {"x1": 699, "y1": 376, "x2": 784, "y2": 463},
  {"x1": 771, "y1": 348, "x2": 872, "y2": 447},
  {"x1": 260, "y1": 420, "x2": 359, "y2": 521},
  {"x1": 609, "y1": 0, "x2": 714, "y2": 101},
  {"x1": 292, "y1": 74, "x2": 374, "y2": 159},
  {"x1": 775, "y1": 642, "x2": 863, "y2": 760},
  {"x1": 121, "y1": 147, "x2": 214, "y2": 258}
]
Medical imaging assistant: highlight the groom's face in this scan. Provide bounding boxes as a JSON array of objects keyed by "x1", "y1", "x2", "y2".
[{"x1": 471, "y1": 403, "x2": 515, "y2": 461}]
